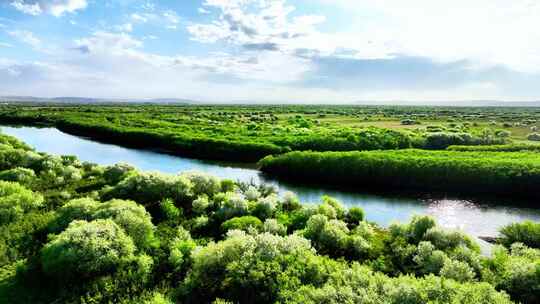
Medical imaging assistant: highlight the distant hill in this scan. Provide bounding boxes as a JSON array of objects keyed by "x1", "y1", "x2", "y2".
[
  {"x1": 0, "y1": 96, "x2": 199, "y2": 105},
  {"x1": 354, "y1": 100, "x2": 540, "y2": 107},
  {"x1": 1, "y1": 96, "x2": 540, "y2": 107}
]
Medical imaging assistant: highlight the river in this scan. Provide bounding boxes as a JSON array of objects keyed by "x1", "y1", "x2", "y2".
[{"x1": 3, "y1": 125, "x2": 540, "y2": 248}]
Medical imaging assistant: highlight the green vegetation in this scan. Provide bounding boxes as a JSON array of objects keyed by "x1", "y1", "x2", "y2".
[
  {"x1": 4, "y1": 104, "x2": 536, "y2": 162},
  {"x1": 259, "y1": 149, "x2": 540, "y2": 197},
  {"x1": 0, "y1": 130, "x2": 538, "y2": 303},
  {"x1": 499, "y1": 221, "x2": 540, "y2": 249},
  {"x1": 448, "y1": 144, "x2": 540, "y2": 152}
]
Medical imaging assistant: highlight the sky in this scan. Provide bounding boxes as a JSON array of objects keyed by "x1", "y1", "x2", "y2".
[{"x1": 0, "y1": 0, "x2": 540, "y2": 103}]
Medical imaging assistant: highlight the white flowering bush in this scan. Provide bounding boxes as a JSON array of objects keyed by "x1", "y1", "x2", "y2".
[
  {"x1": 93, "y1": 199, "x2": 156, "y2": 249},
  {"x1": 192, "y1": 195, "x2": 211, "y2": 214},
  {"x1": 281, "y1": 191, "x2": 300, "y2": 211},
  {"x1": 321, "y1": 196, "x2": 345, "y2": 219},
  {"x1": 263, "y1": 219, "x2": 286, "y2": 236},
  {"x1": 103, "y1": 162, "x2": 135, "y2": 183},
  {"x1": 41, "y1": 219, "x2": 136, "y2": 279},
  {"x1": 440, "y1": 259, "x2": 475, "y2": 282},
  {"x1": 317, "y1": 203, "x2": 337, "y2": 219},
  {"x1": 104, "y1": 171, "x2": 194, "y2": 205},
  {"x1": 304, "y1": 215, "x2": 351, "y2": 254},
  {"x1": 181, "y1": 171, "x2": 221, "y2": 197},
  {"x1": 51, "y1": 197, "x2": 99, "y2": 232},
  {"x1": 243, "y1": 186, "x2": 261, "y2": 201},
  {"x1": 423, "y1": 227, "x2": 477, "y2": 251},
  {"x1": 52, "y1": 197, "x2": 155, "y2": 250},
  {"x1": 218, "y1": 192, "x2": 248, "y2": 219},
  {"x1": 184, "y1": 230, "x2": 315, "y2": 302},
  {"x1": 253, "y1": 194, "x2": 278, "y2": 219},
  {"x1": 413, "y1": 241, "x2": 447, "y2": 275}
]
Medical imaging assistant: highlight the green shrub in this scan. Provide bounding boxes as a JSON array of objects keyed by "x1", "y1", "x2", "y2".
[
  {"x1": 527, "y1": 133, "x2": 540, "y2": 141},
  {"x1": 484, "y1": 244, "x2": 540, "y2": 303},
  {"x1": 182, "y1": 230, "x2": 315, "y2": 303},
  {"x1": 104, "y1": 171, "x2": 193, "y2": 205},
  {"x1": 252, "y1": 194, "x2": 278, "y2": 220},
  {"x1": 345, "y1": 207, "x2": 365, "y2": 225},
  {"x1": 217, "y1": 193, "x2": 248, "y2": 220},
  {"x1": 0, "y1": 167, "x2": 35, "y2": 184},
  {"x1": 499, "y1": 221, "x2": 540, "y2": 248},
  {"x1": 221, "y1": 216, "x2": 263, "y2": 233},
  {"x1": 440, "y1": 259, "x2": 475, "y2": 282},
  {"x1": 92, "y1": 199, "x2": 156, "y2": 250},
  {"x1": 181, "y1": 171, "x2": 221, "y2": 197},
  {"x1": 263, "y1": 219, "x2": 286, "y2": 236},
  {"x1": 51, "y1": 198, "x2": 155, "y2": 250},
  {"x1": 103, "y1": 163, "x2": 135, "y2": 183},
  {"x1": 424, "y1": 132, "x2": 474, "y2": 149},
  {"x1": 41, "y1": 219, "x2": 136, "y2": 279},
  {"x1": 160, "y1": 198, "x2": 182, "y2": 221},
  {"x1": 0, "y1": 181, "x2": 43, "y2": 224}
]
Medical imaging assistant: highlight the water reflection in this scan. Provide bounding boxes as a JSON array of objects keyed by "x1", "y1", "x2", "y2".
[
  {"x1": 426, "y1": 199, "x2": 540, "y2": 237},
  {"x1": 2, "y1": 125, "x2": 540, "y2": 243}
]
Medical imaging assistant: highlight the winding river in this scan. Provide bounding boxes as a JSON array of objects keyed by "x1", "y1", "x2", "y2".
[{"x1": 3, "y1": 125, "x2": 540, "y2": 248}]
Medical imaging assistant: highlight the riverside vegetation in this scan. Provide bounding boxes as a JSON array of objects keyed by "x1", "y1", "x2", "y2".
[
  {"x1": 0, "y1": 131, "x2": 539, "y2": 303},
  {"x1": 258, "y1": 149, "x2": 540, "y2": 198},
  {"x1": 4, "y1": 104, "x2": 538, "y2": 162}
]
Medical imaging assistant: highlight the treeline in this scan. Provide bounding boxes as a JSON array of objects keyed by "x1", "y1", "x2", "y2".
[
  {"x1": 0, "y1": 131, "x2": 538, "y2": 303},
  {"x1": 259, "y1": 150, "x2": 540, "y2": 198}
]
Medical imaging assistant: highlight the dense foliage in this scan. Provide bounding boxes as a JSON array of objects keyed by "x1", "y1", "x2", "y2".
[
  {"x1": 448, "y1": 144, "x2": 540, "y2": 152},
  {"x1": 0, "y1": 131, "x2": 537, "y2": 303},
  {"x1": 2, "y1": 104, "x2": 531, "y2": 162},
  {"x1": 259, "y1": 149, "x2": 540, "y2": 197}
]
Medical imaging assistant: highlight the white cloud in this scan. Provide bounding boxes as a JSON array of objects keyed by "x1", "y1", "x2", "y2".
[
  {"x1": 2, "y1": 0, "x2": 539, "y2": 102},
  {"x1": 189, "y1": 0, "x2": 379, "y2": 60},
  {"x1": 190, "y1": 0, "x2": 540, "y2": 73},
  {"x1": 174, "y1": 51, "x2": 311, "y2": 83},
  {"x1": 8, "y1": 30, "x2": 42, "y2": 49},
  {"x1": 198, "y1": 7, "x2": 210, "y2": 14},
  {"x1": 318, "y1": 0, "x2": 540, "y2": 73},
  {"x1": 0, "y1": 42, "x2": 13, "y2": 48},
  {"x1": 114, "y1": 23, "x2": 133, "y2": 33},
  {"x1": 131, "y1": 13, "x2": 150, "y2": 23},
  {"x1": 10, "y1": 0, "x2": 88, "y2": 17},
  {"x1": 11, "y1": 0, "x2": 42, "y2": 15},
  {"x1": 163, "y1": 10, "x2": 180, "y2": 24},
  {"x1": 74, "y1": 31, "x2": 143, "y2": 54}
]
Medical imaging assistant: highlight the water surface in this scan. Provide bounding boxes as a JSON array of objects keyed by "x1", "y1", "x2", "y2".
[{"x1": 3, "y1": 126, "x2": 540, "y2": 247}]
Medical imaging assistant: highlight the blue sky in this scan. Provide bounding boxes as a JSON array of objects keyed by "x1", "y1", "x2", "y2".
[{"x1": 1, "y1": 0, "x2": 539, "y2": 103}]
